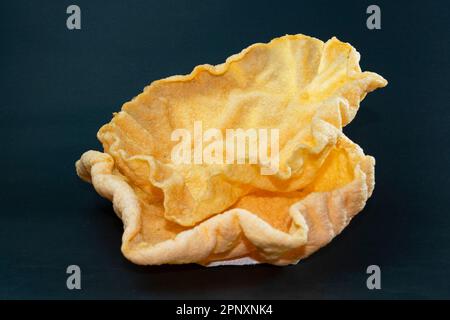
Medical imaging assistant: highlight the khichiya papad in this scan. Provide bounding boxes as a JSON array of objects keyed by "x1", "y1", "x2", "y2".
[{"x1": 76, "y1": 34, "x2": 387, "y2": 266}]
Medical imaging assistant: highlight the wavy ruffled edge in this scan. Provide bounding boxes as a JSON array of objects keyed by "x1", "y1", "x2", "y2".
[
  {"x1": 76, "y1": 145, "x2": 374, "y2": 266},
  {"x1": 123, "y1": 35, "x2": 387, "y2": 182}
]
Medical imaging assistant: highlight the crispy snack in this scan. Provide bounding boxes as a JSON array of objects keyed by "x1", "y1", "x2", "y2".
[{"x1": 76, "y1": 34, "x2": 387, "y2": 266}]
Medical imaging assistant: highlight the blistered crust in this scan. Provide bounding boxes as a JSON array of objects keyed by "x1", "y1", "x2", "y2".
[{"x1": 97, "y1": 34, "x2": 386, "y2": 227}]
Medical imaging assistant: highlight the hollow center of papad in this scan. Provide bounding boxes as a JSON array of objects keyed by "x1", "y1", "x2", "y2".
[{"x1": 128, "y1": 139, "x2": 357, "y2": 250}]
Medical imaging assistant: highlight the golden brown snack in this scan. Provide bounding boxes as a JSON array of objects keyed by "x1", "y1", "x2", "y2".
[{"x1": 76, "y1": 34, "x2": 386, "y2": 266}]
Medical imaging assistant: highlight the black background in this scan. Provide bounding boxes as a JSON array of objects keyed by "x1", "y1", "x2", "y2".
[{"x1": 1, "y1": 0, "x2": 449, "y2": 299}]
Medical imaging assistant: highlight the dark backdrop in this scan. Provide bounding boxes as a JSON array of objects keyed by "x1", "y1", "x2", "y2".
[{"x1": 1, "y1": 0, "x2": 449, "y2": 299}]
